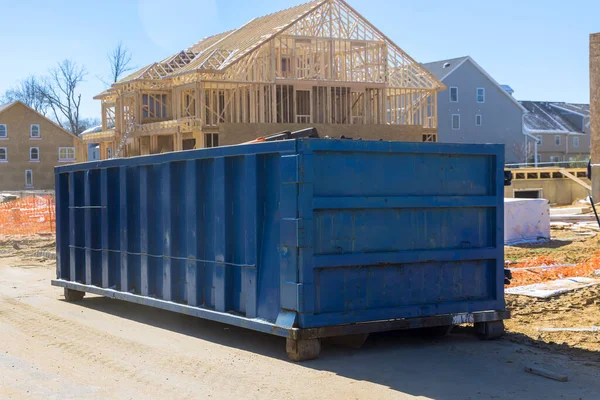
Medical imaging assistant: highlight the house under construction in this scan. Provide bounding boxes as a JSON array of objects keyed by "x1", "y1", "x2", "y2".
[{"x1": 84, "y1": 0, "x2": 445, "y2": 159}]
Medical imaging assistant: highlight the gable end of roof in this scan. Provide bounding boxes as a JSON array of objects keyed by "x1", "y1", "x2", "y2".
[{"x1": 424, "y1": 56, "x2": 526, "y2": 113}]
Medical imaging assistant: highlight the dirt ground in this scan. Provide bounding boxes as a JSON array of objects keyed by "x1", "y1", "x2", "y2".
[
  {"x1": 504, "y1": 228, "x2": 600, "y2": 358},
  {"x1": 1, "y1": 238, "x2": 600, "y2": 399},
  {"x1": 505, "y1": 228, "x2": 600, "y2": 264},
  {"x1": 506, "y1": 286, "x2": 600, "y2": 355}
]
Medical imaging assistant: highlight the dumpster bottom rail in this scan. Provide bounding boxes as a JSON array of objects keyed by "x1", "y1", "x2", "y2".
[
  {"x1": 291, "y1": 310, "x2": 510, "y2": 340},
  {"x1": 51, "y1": 279, "x2": 509, "y2": 340}
]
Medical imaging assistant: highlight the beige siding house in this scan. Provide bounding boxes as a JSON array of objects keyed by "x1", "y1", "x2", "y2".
[
  {"x1": 520, "y1": 101, "x2": 590, "y2": 164},
  {"x1": 0, "y1": 101, "x2": 85, "y2": 190}
]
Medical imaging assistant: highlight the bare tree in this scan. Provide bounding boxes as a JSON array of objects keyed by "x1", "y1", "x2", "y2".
[
  {"x1": 108, "y1": 42, "x2": 134, "y2": 84},
  {"x1": 38, "y1": 60, "x2": 87, "y2": 134},
  {"x1": 1, "y1": 76, "x2": 48, "y2": 115},
  {"x1": 512, "y1": 141, "x2": 534, "y2": 165},
  {"x1": 79, "y1": 117, "x2": 102, "y2": 133}
]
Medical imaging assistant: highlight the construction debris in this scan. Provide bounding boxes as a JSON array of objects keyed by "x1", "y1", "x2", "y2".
[
  {"x1": 550, "y1": 214, "x2": 598, "y2": 222},
  {"x1": 506, "y1": 277, "x2": 600, "y2": 298},
  {"x1": 507, "y1": 264, "x2": 576, "y2": 271},
  {"x1": 536, "y1": 327, "x2": 600, "y2": 332},
  {"x1": 524, "y1": 366, "x2": 568, "y2": 382}
]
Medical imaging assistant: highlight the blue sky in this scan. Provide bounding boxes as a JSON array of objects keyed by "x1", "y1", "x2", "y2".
[{"x1": 0, "y1": 0, "x2": 597, "y2": 119}]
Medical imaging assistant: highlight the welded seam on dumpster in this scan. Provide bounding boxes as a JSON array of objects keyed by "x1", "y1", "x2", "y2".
[{"x1": 66, "y1": 245, "x2": 256, "y2": 268}]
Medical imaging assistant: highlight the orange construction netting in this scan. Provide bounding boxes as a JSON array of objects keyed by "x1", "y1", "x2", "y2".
[
  {"x1": 0, "y1": 195, "x2": 55, "y2": 237},
  {"x1": 507, "y1": 254, "x2": 600, "y2": 287}
]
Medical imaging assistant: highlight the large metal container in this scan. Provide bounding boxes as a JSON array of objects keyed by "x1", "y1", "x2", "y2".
[{"x1": 52, "y1": 139, "x2": 509, "y2": 360}]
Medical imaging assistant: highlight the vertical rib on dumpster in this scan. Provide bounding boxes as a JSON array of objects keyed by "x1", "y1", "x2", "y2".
[
  {"x1": 185, "y1": 160, "x2": 198, "y2": 306},
  {"x1": 200, "y1": 159, "x2": 215, "y2": 308},
  {"x1": 298, "y1": 150, "x2": 315, "y2": 315},
  {"x1": 494, "y1": 153, "x2": 505, "y2": 308},
  {"x1": 140, "y1": 166, "x2": 149, "y2": 296},
  {"x1": 56, "y1": 172, "x2": 69, "y2": 280},
  {"x1": 101, "y1": 169, "x2": 109, "y2": 288},
  {"x1": 280, "y1": 155, "x2": 300, "y2": 313},
  {"x1": 69, "y1": 172, "x2": 76, "y2": 282},
  {"x1": 84, "y1": 171, "x2": 92, "y2": 285},
  {"x1": 214, "y1": 157, "x2": 228, "y2": 312},
  {"x1": 244, "y1": 155, "x2": 258, "y2": 318},
  {"x1": 162, "y1": 163, "x2": 172, "y2": 301},
  {"x1": 119, "y1": 167, "x2": 128, "y2": 292}
]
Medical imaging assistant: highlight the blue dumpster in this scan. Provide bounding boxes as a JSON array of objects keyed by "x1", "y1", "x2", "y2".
[{"x1": 52, "y1": 139, "x2": 509, "y2": 360}]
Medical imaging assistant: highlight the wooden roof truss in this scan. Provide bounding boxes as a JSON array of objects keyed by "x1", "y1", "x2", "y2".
[
  {"x1": 110, "y1": 0, "x2": 441, "y2": 92},
  {"x1": 92, "y1": 0, "x2": 443, "y2": 149}
]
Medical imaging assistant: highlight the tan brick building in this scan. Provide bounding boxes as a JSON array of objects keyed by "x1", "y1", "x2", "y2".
[{"x1": 0, "y1": 101, "x2": 85, "y2": 190}]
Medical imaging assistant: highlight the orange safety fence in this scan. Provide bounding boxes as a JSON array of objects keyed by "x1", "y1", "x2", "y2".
[
  {"x1": 507, "y1": 254, "x2": 600, "y2": 287},
  {"x1": 0, "y1": 195, "x2": 55, "y2": 237}
]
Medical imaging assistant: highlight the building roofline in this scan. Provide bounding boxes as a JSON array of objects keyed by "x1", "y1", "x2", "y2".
[
  {"x1": 429, "y1": 56, "x2": 527, "y2": 113},
  {"x1": 438, "y1": 57, "x2": 470, "y2": 82},
  {"x1": 0, "y1": 101, "x2": 82, "y2": 141},
  {"x1": 549, "y1": 103, "x2": 589, "y2": 118},
  {"x1": 524, "y1": 128, "x2": 580, "y2": 135},
  {"x1": 462, "y1": 57, "x2": 528, "y2": 113},
  {"x1": 0, "y1": 101, "x2": 19, "y2": 114},
  {"x1": 111, "y1": 0, "x2": 445, "y2": 92}
]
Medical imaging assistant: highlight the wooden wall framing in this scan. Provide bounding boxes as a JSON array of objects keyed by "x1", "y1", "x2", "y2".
[{"x1": 92, "y1": 0, "x2": 444, "y2": 157}]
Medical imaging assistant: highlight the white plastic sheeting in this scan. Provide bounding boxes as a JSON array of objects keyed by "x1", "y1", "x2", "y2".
[
  {"x1": 504, "y1": 198, "x2": 550, "y2": 245},
  {"x1": 506, "y1": 277, "x2": 600, "y2": 298}
]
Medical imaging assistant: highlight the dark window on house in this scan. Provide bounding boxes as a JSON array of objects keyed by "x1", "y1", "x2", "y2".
[
  {"x1": 58, "y1": 147, "x2": 76, "y2": 161},
  {"x1": 25, "y1": 170, "x2": 33, "y2": 187},
  {"x1": 477, "y1": 88, "x2": 485, "y2": 103},
  {"x1": 452, "y1": 114, "x2": 460, "y2": 130},
  {"x1": 476, "y1": 114, "x2": 482, "y2": 126},
  {"x1": 0, "y1": 148, "x2": 6, "y2": 161},
  {"x1": 450, "y1": 87, "x2": 458, "y2": 102},
  {"x1": 30, "y1": 124, "x2": 40, "y2": 138},
  {"x1": 0, "y1": 124, "x2": 6, "y2": 138},
  {"x1": 281, "y1": 57, "x2": 291, "y2": 76},
  {"x1": 30, "y1": 147, "x2": 39, "y2": 161},
  {"x1": 554, "y1": 135, "x2": 561, "y2": 146},
  {"x1": 182, "y1": 139, "x2": 196, "y2": 150},
  {"x1": 296, "y1": 90, "x2": 311, "y2": 123},
  {"x1": 205, "y1": 133, "x2": 219, "y2": 148}
]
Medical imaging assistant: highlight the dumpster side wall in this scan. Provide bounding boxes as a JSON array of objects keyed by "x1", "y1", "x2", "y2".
[
  {"x1": 55, "y1": 141, "x2": 298, "y2": 324},
  {"x1": 294, "y1": 140, "x2": 505, "y2": 328},
  {"x1": 55, "y1": 139, "x2": 505, "y2": 331}
]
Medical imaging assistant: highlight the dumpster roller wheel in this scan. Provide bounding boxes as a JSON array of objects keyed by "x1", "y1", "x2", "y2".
[
  {"x1": 64, "y1": 288, "x2": 85, "y2": 302},
  {"x1": 286, "y1": 338, "x2": 321, "y2": 362},
  {"x1": 476, "y1": 320, "x2": 504, "y2": 340}
]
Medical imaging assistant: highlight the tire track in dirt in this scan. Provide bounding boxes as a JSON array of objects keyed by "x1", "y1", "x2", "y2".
[{"x1": 0, "y1": 295, "x2": 272, "y2": 399}]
